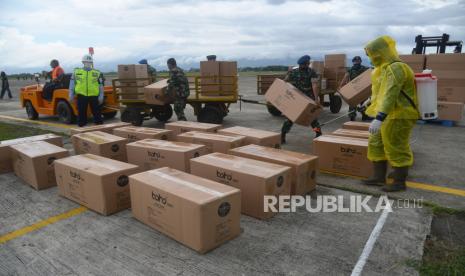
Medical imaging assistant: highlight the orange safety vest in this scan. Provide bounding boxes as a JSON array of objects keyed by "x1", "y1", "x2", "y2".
[{"x1": 52, "y1": 66, "x2": 64, "y2": 80}]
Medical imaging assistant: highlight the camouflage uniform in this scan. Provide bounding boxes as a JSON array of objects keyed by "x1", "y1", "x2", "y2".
[
  {"x1": 148, "y1": 65, "x2": 157, "y2": 82},
  {"x1": 347, "y1": 64, "x2": 369, "y2": 120},
  {"x1": 167, "y1": 66, "x2": 190, "y2": 121},
  {"x1": 281, "y1": 67, "x2": 321, "y2": 135}
]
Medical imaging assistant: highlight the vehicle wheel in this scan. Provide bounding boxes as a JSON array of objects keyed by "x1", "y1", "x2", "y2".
[
  {"x1": 25, "y1": 101, "x2": 38, "y2": 120},
  {"x1": 103, "y1": 111, "x2": 118, "y2": 120},
  {"x1": 198, "y1": 105, "x2": 223, "y2": 124},
  {"x1": 266, "y1": 103, "x2": 282, "y2": 116},
  {"x1": 121, "y1": 108, "x2": 143, "y2": 126},
  {"x1": 329, "y1": 94, "x2": 342, "y2": 114},
  {"x1": 56, "y1": 101, "x2": 76, "y2": 124},
  {"x1": 152, "y1": 105, "x2": 173, "y2": 122}
]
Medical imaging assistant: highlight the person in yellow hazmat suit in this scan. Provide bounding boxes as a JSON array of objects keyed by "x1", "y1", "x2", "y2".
[{"x1": 362, "y1": 35, "x2": 420, "y2": 192}]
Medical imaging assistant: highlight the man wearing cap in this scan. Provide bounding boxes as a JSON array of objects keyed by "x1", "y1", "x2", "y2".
[
  {"x1": 281, "y1": 55, "x2": 322, "y2": 143},
  {"x1": 139, "y1": 59, "x2": 157, "y2": 82},
  {"x1": 69, "y1": 54, "x2": 104, "y2": 127},
  {"x1": 167, "y1": 58, "x2": 190, "y2": 121},
  {"x1": 206, "y1": 55, "x2": 217, "y2": 61},
  {"x1": 338, "y1": 56, "x2": 370, "y2": 121}
]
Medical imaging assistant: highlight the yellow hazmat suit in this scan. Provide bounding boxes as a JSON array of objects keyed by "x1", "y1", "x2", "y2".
[{"x1": 365, "y1": 36, "x2": 420, "y2": 167}]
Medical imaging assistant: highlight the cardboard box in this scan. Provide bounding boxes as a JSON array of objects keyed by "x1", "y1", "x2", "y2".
[
  {"x1": 190, "y1": 153, "x2": 291, "y2": 219},
  {"x1": 10, "y1": 141, "x2": 69, "y2": 190},
  {"x1": 325, "y1": 54, "x2": 347, "y2": 68},
  {"x1": 399, "y1": 54, "x2": 425, "y2": 72},
  {"x1": 426, "y1": 54, "x2": 465, "y2": 70},
  {"x1": 113, "y1": 126, "x2": 174, "y2": 142},
  {"x1": 144, "y1": 79, "x2": 173, "y2": 105},
  {"x1": 177, "y1": 131, "x2": 245, "y2": 153},
  {"x1": 219, "y1": 61, "x2": 238, "y2": 93},
  {"x1": 431, "y1": 70, "x2": 465, "y2": 80},
  {"x1": 257, "y1": 74, "x2": 286, "y2": 95},
  {"x1": 342, "y1": 121, "x2": 370, "y2": 131},
  {"x1": 437, "y1": 101, "x2": 464, "y2": 121},
  {"x1": 118, "y1": 64, "x2": 150, "y2": 100},
  {"x1": 0, "y1": 134, "x2": 63, "y2": 174},
  {"x1": 331, "y1": 128, "x2": 370, "y2": 139},
  {"x1": 129, "y1": 167, "x2": 241, "y2": 254},
  {"x1": 323, "y1": 67, "x2": 346, "y2": 80},
  {"x1": 313, "y1": 135, "x2": 373, "y2": 178},
  {"x1": 126, "y1": 139, "x2": 209, "y2": 172},
  {"x1": 55, "y1": 154, "x2": 139, "y2": 215},
  {"x1": 310, "y1": 61, "x2": 325, "y2": 75},
  {"x1": 229, "y1": 144, "x2": 318, "y2": 195},
  {"x1": 437, "y1": 86, "x2": 465, "y2": 103},
  {"x1": 72, "y1": 131, "x2": 128, "y2": 162},
  {"x1": 70, "y1": 122, "x2": 131, "y2": 135},
  {"x1": 339, "y1": 69, "x2": 373, "y2": 106},
  {"x1": 165, "y1": 121, "x2": 222, "y2": 135},
  {"x1": 200, "y1": 61, "x2": 220, "y2": 94},
  {"x1": 218, "y1": 126, "x2": 281, "y2": 149},
  {"x1": 265, "y1": 79, "x2": 322, "y2": 126}
]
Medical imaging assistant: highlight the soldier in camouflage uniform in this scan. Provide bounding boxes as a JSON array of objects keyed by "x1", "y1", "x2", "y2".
[
  {"x1": 281, "y1": 55, "x2": 322, "y2": 144},
  {"x1": 139, "y1": 59, "x2": 157, "y2": 82},
  {"x1": 338, "y1": 56, "x2": 370, "y2": 121},
  {"x1": 167, "y1": 58, "x2": 190, "y2": 121}
]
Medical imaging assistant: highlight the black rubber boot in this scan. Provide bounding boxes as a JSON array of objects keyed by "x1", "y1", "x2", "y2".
[
  {"x1": 382, "y1": 167, "x2": 408, "y2": 192},
  {"x1": 281, "y1": 131, "x2": 287, "y2": 144},
  {"x1": 362, "y1": 161, "x2": 387, "y2": 186}
]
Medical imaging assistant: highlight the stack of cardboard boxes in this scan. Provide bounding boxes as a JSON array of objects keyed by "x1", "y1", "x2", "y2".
[
  {"x1": 399, "y1": 55, "x2": 426, "y2": 73},
  {"x1": 200, "y1": 61, "x2": 237, "y2": 95},
  {"x1": 324, "y1": 54, "x2": 347, "y2": 90},
  {"x1": 426, "y1": 54, "x2": 465, "y2": 122},
  {"x1": 117, "y1": 64, "x2": 150, "y2": 100}
]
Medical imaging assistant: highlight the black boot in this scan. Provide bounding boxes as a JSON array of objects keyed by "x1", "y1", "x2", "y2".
[
  {"x1": 281, "y1": 131, "x2": 287, "y2": 144},
  {"x1": 382, "y1": 167, "x2": 408, "y2": 192},
  {"x1": 362, "y1": 161, "x2": 387, "y2": 186}
]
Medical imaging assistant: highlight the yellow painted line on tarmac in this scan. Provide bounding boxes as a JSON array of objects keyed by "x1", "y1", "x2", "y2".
[
  {"x1": 0, "y1": 115, "x2": 72, "y2": 129},
  {"x1": 0, "y1": 206, "x2": 87, "y2": 244},
  {"x1": 320, "y1": 170, "x2": 465, "y2": 197}
]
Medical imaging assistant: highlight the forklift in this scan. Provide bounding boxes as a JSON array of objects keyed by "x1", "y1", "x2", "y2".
[{"x1": 412, "y1": 33, "x2": 462, "y2": 54}]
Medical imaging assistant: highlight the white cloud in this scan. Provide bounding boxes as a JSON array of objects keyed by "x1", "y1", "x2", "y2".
[{"x1": 0, "y1": 0, "x2": 464, "y2": 73}]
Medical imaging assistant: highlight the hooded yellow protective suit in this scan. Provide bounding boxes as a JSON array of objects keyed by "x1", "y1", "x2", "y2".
[{"x1": 365, "y1": 36, "x2": 420, "y2": 167}]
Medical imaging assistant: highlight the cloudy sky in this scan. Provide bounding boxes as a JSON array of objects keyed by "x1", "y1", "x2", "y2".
[{"x1": 0, "y1": 0, "x2": 464, "y2": 73}]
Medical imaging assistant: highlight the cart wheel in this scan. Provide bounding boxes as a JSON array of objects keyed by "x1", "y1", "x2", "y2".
[
  {"x1": 152, "y1": 105, "x2": 173, "y2": 122},
  {"x1": 198, "y1": 105, "x2": 223, "y2": 124},
  {"x1": 266, "y1": 103, "x2": 282, "y2": 117},
  {"x1": 25, "y1": 101, "x2": 39, "y2": 120},
  {"x1": 121, "y1": 108, "x2": 143, "y2": 126},
  {"x1": 329, "y1": 94, "x2": 342, "y2": 114},
  {"x1": 56, "y1": 100, "x2": 76, "y2": 124}
]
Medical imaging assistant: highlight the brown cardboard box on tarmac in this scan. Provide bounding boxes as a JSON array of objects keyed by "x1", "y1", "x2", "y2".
[
  {"x1": 229, "y1": 144, "x2": 318, "y2": 195},
  {"x1": 190, "y1": 152, "x2": 291, "y2": 219},
  {"x1": 165, "y1": 121, "x2": 222, "y2": 135},
  {"x1": 437, "y1": 101, "x2": 464, "y2": 121},
  {"x1": 129, "y1": 167, "x2": 241, "y2": 254},
  {"x1": 265, "y1": 79, "x2": 322, "y2": 126},
  {"x1": 55, "y1": 154, "x2": 139, "y2": 215},
  {"x1": 313, "y1": 135, "x2": 373, "y2": 178},
  {"x1": 339, "y1": 69, "x2": 373, "y2": 106},
  {"x1": 331, "y1": 128, "x2": 370, "y2": 139},
  {"x1": 342, "y1": 121, "x2": 370, "y2": 131},
  {"x1": 177, "y1": 131, "x2": 245, "y2": 153},
  {"x1": 144, "y1": 79, "x2": 173, "y2": 105},
  {"x1": 72, "y1": 131, "x2": 128, "y2": 162},
  {"x1": 399, "y1": 54, "x2": 425, "y2": 72},
  {"x1": 10, "y1": 141, "x2": 69, "y2": 190},
  {"x1": 218, "y1": 126, "x2": 281, "y2": 149},
  {"x1": 113, "y1": 126, "x2": 174, "y2": 142},
  {"x1": 70, "y1": 122, "x2": 132, "y2": 135},
  {"x1": 200, "y1": 61, "x2": 220, "y2": 94},
  {"x1": 126, "y1": 139, "x2": 209, "y2": 172},
  {"x1": 438, "y1": 86, "x2": 465, "y2": 103},
  {"x1": 0, "y1": 134, "x2": 63, "y2": 174}
]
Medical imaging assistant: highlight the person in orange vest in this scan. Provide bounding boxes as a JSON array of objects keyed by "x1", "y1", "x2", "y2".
[{"x1": 50, "y1": 59, "x2": 65, "y2": 82}]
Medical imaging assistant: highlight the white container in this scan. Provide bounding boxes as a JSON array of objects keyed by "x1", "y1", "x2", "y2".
[
  {"x1": 321, "y1": 78, "x2": 327, "y2": 90},
  {"x1": 415, "y1": 71, "x2": 438, "y2": 120}
]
